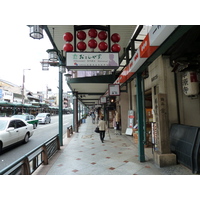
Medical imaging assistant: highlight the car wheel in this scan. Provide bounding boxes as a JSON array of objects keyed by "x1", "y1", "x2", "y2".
[{"x1": 24, "y1": 133, "x2": 29, "y2": 143}]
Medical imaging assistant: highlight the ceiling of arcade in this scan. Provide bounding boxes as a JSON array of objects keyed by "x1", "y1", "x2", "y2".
[{"x1": 45, "y1": 25, "x2": 151, "y2": 106}]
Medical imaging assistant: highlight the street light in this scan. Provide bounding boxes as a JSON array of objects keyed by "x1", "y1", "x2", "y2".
[
  {"x1": 46, "y1": 49, "x2": 59, "y2": 61},
  {"x1": 64, "y1": 72, "x2": 72, "y2": 82},
  {"x1": 30, "y1": 26, "x2": 65, "y2": 146},
  {"x1": 22, "y1": 69, "x2": 31, "y2": 105},
  {"x1": 29, "y1": 25, "x2": 44, "y2": 40}
]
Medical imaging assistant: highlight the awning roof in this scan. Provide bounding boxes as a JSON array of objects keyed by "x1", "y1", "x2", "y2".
[{"x1": 44, "y1": 25, "x2": 144, "y2": 107}]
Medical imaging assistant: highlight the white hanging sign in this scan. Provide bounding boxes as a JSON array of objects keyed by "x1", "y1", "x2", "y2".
[{"x1": 66, "y1": 52, "x2": 119, "y2": 69}]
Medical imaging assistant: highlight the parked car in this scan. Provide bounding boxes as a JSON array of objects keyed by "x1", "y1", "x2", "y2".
[
  {"x1": 0, "y1": 117, "x2": 34, "y2": 153},
  {"x1": 35, "y1": 113, "x2": 51, "y2": 124},
  {"x1": 11, "y1": 114, "x2": 39, "y2": 129}
]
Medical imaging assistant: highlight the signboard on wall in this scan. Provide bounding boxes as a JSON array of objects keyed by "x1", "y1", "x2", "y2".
[
  {"x1": 108, "y1": 84, "x2": 120, "y2": 96},
  {"x1": 127, "y1": 110, "x2": 135, "y2": 128},
  {"x1": 100, "y1": 96, "x2": 107, "y2": 104},
  {"x1": 66, "y1": 52, "x2": 119, "y2": 70}
]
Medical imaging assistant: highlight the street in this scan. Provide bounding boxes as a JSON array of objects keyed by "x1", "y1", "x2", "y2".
[{"x1": 0, "y1": 114, "x2": 73, "y2": 170}]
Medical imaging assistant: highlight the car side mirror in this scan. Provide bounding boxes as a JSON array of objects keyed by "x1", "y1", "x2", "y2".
[{"x1": 7, "y1": 127, "x2": 15, "y2": 132}]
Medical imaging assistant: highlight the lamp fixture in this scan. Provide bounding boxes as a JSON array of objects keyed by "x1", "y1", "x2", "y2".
[
  {"x1": 59, "y1": 65, "x2": 66, "y2": 73},
  {"x1": 64, "y1": 72, "x2": 72, "y2": 82},
  {"x1": 29, "y1": 25, "x2": 43, "y2": 39},
  {"x1": 40, "y1": 59, "x2": 50, "y2": 71},
  {"x1": 46, "y1": 49, "x2": 59, "y2": 61}
]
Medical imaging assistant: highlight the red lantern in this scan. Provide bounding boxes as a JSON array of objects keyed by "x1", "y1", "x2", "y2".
[
  {"x1": 88, "y1": 39, "x2": 97, "y2": 49},
  {"x1": 63, "y1": 43, "x2": 73, "y2": 52},
  {"x1": 77, "y1": 41, "x2": 87, "y2": 51},
  {"x1": 77, "y1": 30, "x2": 86, "y2": 40},
  {"x1": 98, "y1": 41, "x2": 108, "y2": 51},
  {"x1": 111, "y1": 44, "x2": 121, "y2": 52},
  {"x1": 88, "y1": 29, "x2": 97, "y2": 38},
  {"x1": 98, "y1": 31, "x2": 107, "y2": 41},
  {"x1": 63, "y1": 32, "x2": 73, "y2": 42},
  {"x1": 111, "y1": 33, "x2": 120, "y2": 43}
]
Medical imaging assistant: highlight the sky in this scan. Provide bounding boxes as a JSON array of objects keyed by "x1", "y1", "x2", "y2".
[
  {"x1": 0, "y1": 24, "x2": 70, "y2": 94},
  {"x1": 0, "y1": 2, "x2": 196, "y2": 96}
]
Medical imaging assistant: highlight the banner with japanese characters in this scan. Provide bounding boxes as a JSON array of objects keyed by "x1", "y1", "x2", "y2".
[{"x1": 66, "y1": 52, "x2": 119, "y2": 70}]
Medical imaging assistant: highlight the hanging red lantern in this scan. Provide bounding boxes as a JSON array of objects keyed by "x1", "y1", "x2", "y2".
[
  {"x1": 98, "y1": 31, "x2": 107, "y2": 41},
  {"x1": 77, "y1": 41, "x2": 87, "y2": 51},
  {"x1": 88, "y1": 29, "x2": 97, "y2": 38},
  {"x1": 111, "y1": 33, "x2": 120, "y2": 43},
  {"x1": 63, "y1": 43, "x2": 73, "y2": 52},
  {"x1": 63, "y1": 32, "x2": 73, "y2": 42},
  {"x1": 88, "y1": 39, "x2": 97, "y2": 49},
  {"x1": 111, "y1": 44, "x2": 121, "y2": 52},
  {"x1": 77, "y1": 30, "x2": 86, "y2": 40},
  {"x1": 98, "y1": 41, "x2": 108, "y2": 51}
]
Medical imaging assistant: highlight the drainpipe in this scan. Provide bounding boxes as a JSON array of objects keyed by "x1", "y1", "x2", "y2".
[{"x1": 136, "y1": 72, "x2": 145, "y2": 162}]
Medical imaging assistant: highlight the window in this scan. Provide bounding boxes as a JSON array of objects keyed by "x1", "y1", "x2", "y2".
[
  {"x1": 8, "y1": 121, "x2": 16, "y2": 128},
  {"x1": 16, "y1": 120, "x2": 26, "y2": 128}
]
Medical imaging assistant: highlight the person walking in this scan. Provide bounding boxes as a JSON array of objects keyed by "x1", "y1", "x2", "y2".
[{"x1": 98, "y1": 116, "x2": 107, "y2": 143}]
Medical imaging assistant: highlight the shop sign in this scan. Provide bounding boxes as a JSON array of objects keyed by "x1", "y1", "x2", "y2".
[
  {"x1": 100, "y1": 96, "x2": 107, "y2": 104},
  {"x1": 140, "y1": 34, "x2": 158, "y2": 58},
  {"x1": 182, "y1": 71, "x2": 199, "y2": 96},
  {"x1": 149, "y1": 25, "x2": 178, "y2": 46},
  {"x1": 130, "y1": 48, "x2": 147, "y2": 73},
  {"x1": 108, "y1": 84, "x2": 120, "y2": 96},
  {"x1": 127, "y1": 110, "x2": 135, "y2": 128},
  {"x1": 66, "y1": 52, "x2": 119, "y2": 70},
  {"x1": 114, "y1": 25, "x2": 178, "y2": 84}
]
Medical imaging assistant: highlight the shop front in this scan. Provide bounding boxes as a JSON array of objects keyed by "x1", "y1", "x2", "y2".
[{"x1": 115, "y1": 25, "x2": 195, "y2": 166}]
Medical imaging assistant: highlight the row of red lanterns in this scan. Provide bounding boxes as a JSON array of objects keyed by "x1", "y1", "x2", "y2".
[
  {"x1": 63, "y1": 29, "x2": 120, "y2": 42},
  {"x1": 63, "y1": 29, "x2": 121, "y2": 52}
]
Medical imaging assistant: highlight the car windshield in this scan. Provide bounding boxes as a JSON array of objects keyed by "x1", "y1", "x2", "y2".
[
  {"x1": 12, "y1": 115, "x2": 26, "y2": 120},
  {"x1": 0, "y1": 119, "x2": 8, "y2": 131}
]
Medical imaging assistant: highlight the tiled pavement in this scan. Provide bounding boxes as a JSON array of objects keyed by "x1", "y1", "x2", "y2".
[{"x1": 34, "y1": 117, "x2": 194, "y2": 175}]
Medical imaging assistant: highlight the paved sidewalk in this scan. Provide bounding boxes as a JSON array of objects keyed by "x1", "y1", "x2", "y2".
[{"x1": 34, "y1": 117, "x2": 194, "y2": 175}]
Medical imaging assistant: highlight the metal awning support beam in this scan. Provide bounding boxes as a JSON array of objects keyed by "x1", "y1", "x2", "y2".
[
  {"x1": 43, "y1": 25, "x2": 65, "y2": 64},
  {"x1": 77, "y1": 92, "x2": 105, "y2": 95},
  {"x1": 68, "y1": 74, "x2": 115, "y2": 84}
]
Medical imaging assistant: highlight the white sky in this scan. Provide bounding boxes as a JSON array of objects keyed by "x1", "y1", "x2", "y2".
[
  {"x1": 0, "y1": 24, "x2": 70, "y2": 94},
  {"x1": 0, "y1": 2, "x2": 196, "y2": 96}
]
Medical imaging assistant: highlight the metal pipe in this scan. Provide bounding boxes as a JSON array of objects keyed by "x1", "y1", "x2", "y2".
[
  {"x1": 136, "y1": 73, "x2": 145, "y2": 162},
  {"x1": 58, "y1": 69, "x2": 63, "y2": 146}
]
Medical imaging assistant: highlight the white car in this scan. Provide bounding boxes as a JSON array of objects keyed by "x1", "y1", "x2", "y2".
[
  {"x1": 35, "y1": 113, "x2": 51, "y2": 124},
  {"x1": 0, "y1": 117, "x2": 34, "y2": 153}
]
